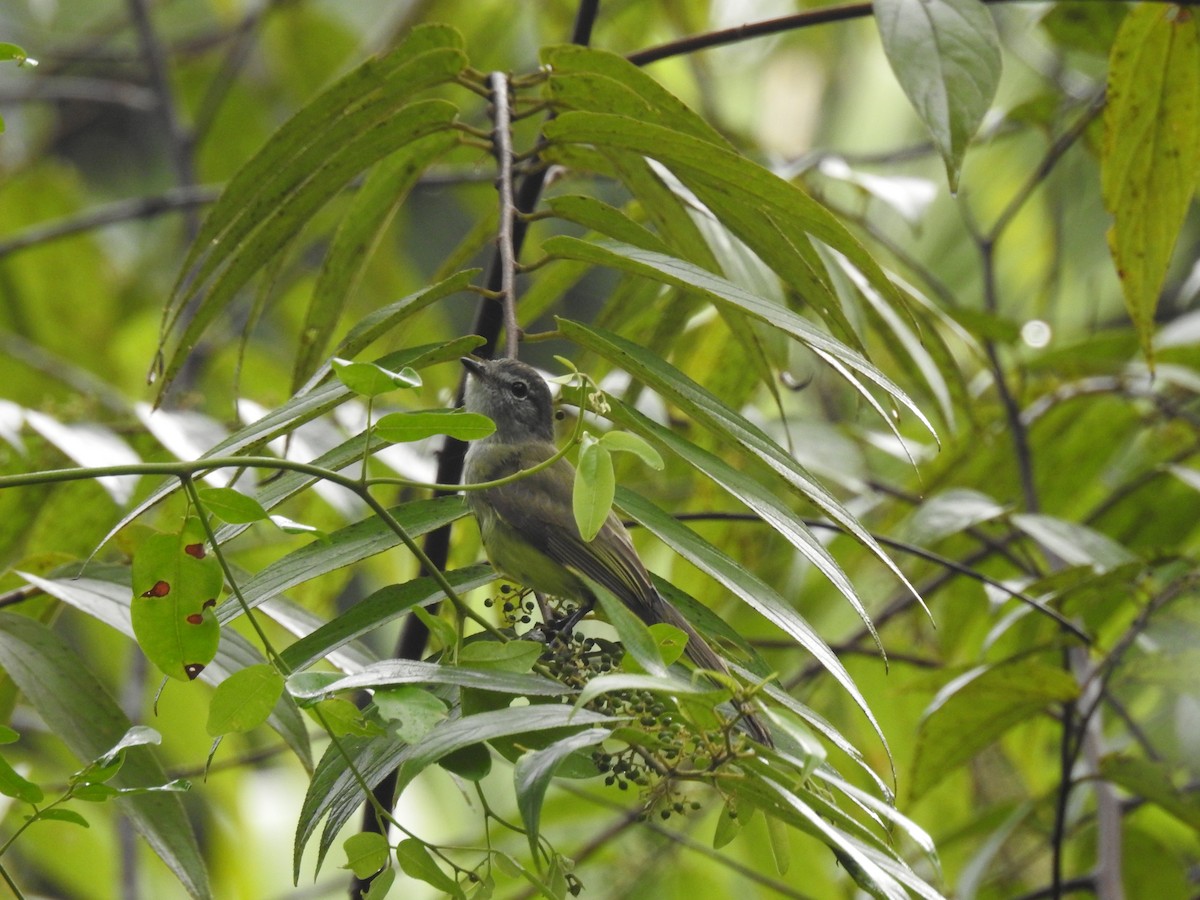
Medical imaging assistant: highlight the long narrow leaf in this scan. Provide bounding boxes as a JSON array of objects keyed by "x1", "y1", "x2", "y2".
[
  {"x1": 0, "y1": 613, "x2": 211, "y2": 899},
  {"x1": 217, "y1": 496, "x2": 468, "y2": 624},
  {"x1": 614, "y1": 488, "x2": 889, "y2": 758},
  {"x1": 546, "y1": 237, "x2": 936, "y2": 440},
  {"x1": 280, "y1": 566, "x2": 495, "y2": 672},
  {"x1": 561, "y1": 319, "x2": 924, "y2": 611}
]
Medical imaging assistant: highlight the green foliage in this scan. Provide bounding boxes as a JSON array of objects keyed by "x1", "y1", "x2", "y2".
[{"x1": 0, "y1": 2, "x2": 1198, "y2": 899}]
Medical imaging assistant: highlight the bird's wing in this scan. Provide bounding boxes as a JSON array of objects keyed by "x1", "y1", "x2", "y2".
[{"x1": 477, "y1": 445, "x2": 658, "y2": 610}]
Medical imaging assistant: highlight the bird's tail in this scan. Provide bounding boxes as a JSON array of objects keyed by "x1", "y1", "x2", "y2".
[{"x1": 648, "y1": 593, "x2": 773, "y2": 747}]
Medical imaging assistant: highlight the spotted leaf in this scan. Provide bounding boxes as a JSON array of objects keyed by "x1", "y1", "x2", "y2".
[{"x1": 131, "y1": 519, "x2": 222, "y2": 682}]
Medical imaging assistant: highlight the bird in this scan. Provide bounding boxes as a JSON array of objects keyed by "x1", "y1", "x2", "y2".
[{"x1": 460, "y1": 355, "x2": 771, "y2": 746}]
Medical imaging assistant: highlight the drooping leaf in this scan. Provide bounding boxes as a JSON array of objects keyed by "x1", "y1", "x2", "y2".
[
  {"x1": 396, "y1": 838, "x2": 464, "y2": 898},
  {"x1": 207, "y1": 664, "x2": 285, "y2": 736},
  {"x1": 514, "y1": 728, "x2": 612, "y2": 860},
  {"x1": 874, "y1": 0, "x2": 1001, "y2": 190},
  {"x1": 572, "y1": 434, "x2": 614, "y2": 542},
  {"x1": 1102, "y1": 5, "x2": 1200, "y2": 363},
  {"x1": 341, "y1": 832, "x2": 390, "y2": 879},
  {"x1": 546, "y1": 239, "x2": 935, "y2": 440}
]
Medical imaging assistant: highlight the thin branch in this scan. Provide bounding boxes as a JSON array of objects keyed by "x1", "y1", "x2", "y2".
[
  {"x1": 490, "y1": 71, "x2": 520, "y2": 360},
  {"x1": 0, "y1": 185, "x2": 222, "y2": 260},
  {"x1": 0, "y1": 76, "x2": 158, "y2": 110},
  {"x1": 987, "y1": 89, "x2": 1107, "y2": 243}
]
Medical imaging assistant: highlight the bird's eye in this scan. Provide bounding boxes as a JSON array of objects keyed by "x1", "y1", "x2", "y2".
[{"x1": 509, "y1": 380, "x2": 528, "y2": 399}]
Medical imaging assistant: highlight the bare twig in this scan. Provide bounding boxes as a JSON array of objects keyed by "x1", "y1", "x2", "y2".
[
  {"x1": 490, "y1": 71, "x2": 520, "y2": 360},
  {"x1": 0, "y1": 76, "x2": 157, "y2": 110},
  {"x1": 0, "y1": 185, "x2": 221, "y2": 260}
]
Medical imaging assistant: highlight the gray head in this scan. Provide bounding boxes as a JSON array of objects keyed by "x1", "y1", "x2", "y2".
[{"x1": 461, "y1": 357, "x2": 556, "y2": 443}]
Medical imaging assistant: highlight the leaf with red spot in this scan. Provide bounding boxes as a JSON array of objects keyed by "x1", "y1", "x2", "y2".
[{"x1": 131, "y1": 519, "x2": 222, "y2": 682}]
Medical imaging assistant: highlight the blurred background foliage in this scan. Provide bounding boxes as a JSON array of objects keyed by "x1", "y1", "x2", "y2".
[{"x1": 0, "y1": 0, "x2": 1198, "y2": 898}]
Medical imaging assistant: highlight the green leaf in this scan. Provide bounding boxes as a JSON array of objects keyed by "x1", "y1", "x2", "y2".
[
  {"x1": 546, "y1": 239, "x2": 935, "y2": 441},
  {"x1": 1102, "y1": 5, "x2": 1200, "y2": 363},
  {"x1": 21, "y1": 572, "x2": 312, "y2": 773},
  {"x1": 280, "y1": 566, "x2": 495, "y2": 672},
  {"x1": 513, "y1": 728, "x2": 612, "y2": 860},
  {"x1": 396, "y1": 838, "x2": 463, "y2": 898},
  {"x1": 293, "y1": 130, "x2": 460, "y2": 390},
  {"x1": 308, "y1": 273, "x2": 480, "y2": 391},
  {"x1": 911, "y1": 661, "x2": 1079, "y2": 798},
  {"x1": 542, "y1": 111, "x2": 912, "y2": 316},
  {"x1": 362, "y1": 866, "x2": 395, "y2": 900},
  {"x1": 572, "y1": 435, "x2": 614, "y2": 542},
  {"x1": 96, "y1": 725, "x2": 162, "y2": 767},
  {"x1": 1010, "y1": 513, "x2": 1138, "y2": 572},
  {"x1": 286, "y1": 659, "x2": 569, "y2": 701},
  {"x1": 374, "y1": 409, "x2": 495, "y2": 443},
  {"x1": 904, "y1": 488, "x2": 1007, "y2": 544},
  {"x1": 457, "y1": 640, "x2": 543, "y2": 673},
  {"x1": 712, "y1": 796, "x2": 744, "y2": 849},
  {"x1": 545, "y1": 195, "x2": 671, "y2": 255},
  {"x1": 297, "y1": 706, "x2": 613, "y2": 875},
  {"x1": 0, "y1": 725, "x2": 15, "y2": 744},
  {"x1": 196, "y1": 487, "x2": 268, "y2": 525},
  {"x1": 0, "y1": 752, "x2": 42, "y2": 803},
  {"x1": 543, "y1": 45, "x2": 728, "y2": 146},
  {"x1": 576, "y1": 673, "x2": 715, "y2": 709},
  {"x1": 0, "y1": 43, "x2": 34, "y2": 65},
  {"x1": 331, "y1": 358, "x2": 422, "y2": 397},
  {"x1": 37, "y1": 808, "x2": 90, "y2": 828},
  {"x1": 589, "y1": 390, "x2": 884, "y2": 652},
  {"x1": 757, "y1": 776, "x2": 909, "y2": 900},
  {"x1": 342, "y1": 832, "x2": 390, "y2": 879},
  {"x1": 206, "y1": 664, "x2": 285, "y2": 736},
  {"x1": 874, "y1": 0, "x2": 1001, "y2": 190},
  {"x1": 131, "y1": 519, "x2": 222, "y2": 682},
  {"x1": 0, "y1": 613, "x2": 210, "y2": 898},
  {"x1": 373, "y1": 686, "x2": 447, "y2": 743},
  {"x1": 592, "y1": 590, "x2": 667, "y2": 678},
  {"x1": 598, "y1": 430, "x2": 663, "y2": 470},
  {"x1": 413, "y1": 606, "x2": 457, "y2": 653},
  {"x1": 159, "y1": 97, "x2": 461, "y2": 396},
  {"x1": 217, "y1": 496, "x2": 468, "y2": 624}
]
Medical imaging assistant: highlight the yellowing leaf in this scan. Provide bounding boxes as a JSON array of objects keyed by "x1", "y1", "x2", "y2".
[{"x1": 1103, "y1": 6, "x2": 1200, "y2": 364}]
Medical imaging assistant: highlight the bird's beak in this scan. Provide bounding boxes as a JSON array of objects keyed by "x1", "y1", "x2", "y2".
[{"x1": 460, "y1": 356, "x2": 486, "y2": 380}]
